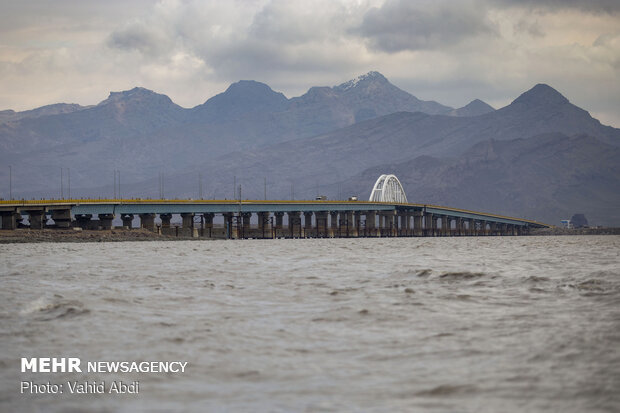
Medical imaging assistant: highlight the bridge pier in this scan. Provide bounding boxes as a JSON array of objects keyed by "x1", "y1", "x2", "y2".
[
  {"x1": 257, "y1": 212, "x2": 271, "y2": 238},
  {"x1": 25, "y1": 209, "x2": 46, "y2": 229},
  {"x1": 181, "y1": 212, "x2": 194, "y2": 229},
  {"x1": 140, "y1": 213, "x2": 155, "y2": 231},
  {"x1": 441, "y1": 216, "x2": 448, "y2": 236},
  {"x1": 315, "y1": 211, "x2": 328, "y2": 238},
  {"x1": 274, "y1": 212, "x2": 284, "y2": 237},
  {"x1": 222, "y1": 213, "x2": 234, "y2": 239},
  {"x1": 386, "y1": 211, "x2": 397, "y2": 237},
  {"x1": 159, "y1": 213, "x2": 172, "y2": 229},
  {"x1": 328, "y1": 211, "x2": 338, "y2": 237},
  {"x1": 238, "y1": 212, "x2": 250, "y2": 238},
  {"x1": 202, "y1": 213, "x2": 214, "y2": 238},
  {"x1": 74, "y1": 214, "x2": 92, "y2": 229},
  {"x1": 377, "y1": 212, "x2": 386, "y2": 237},
  {"x1": 397, "y1": 212, "x2": 405, "y2": 236},
  {"x1": 412, "y1": 212, "x2": 422, "y2": 236},
  {"x1": 468, "y1": 220, "x2": 474, "y2": 236},
  {"x1": 288, "y1": 211, "x2": 301, "y2": 238},
  {"x1": 353, "y1": 211, "x2": 361, "y2": 237},
  {"x1": 303, "y1": 211, "x2": 313, "y2": 238},
  {"x1": 51, "y1": 209, "x2": 72, "y2": 228},
  {"x1": 364, "y1": 211, "x2": 376, "y2": 237},
  {"x1": 432, "y1": 215, "x2": 440, "y2": 237},
  {"x1": 121, "y1": 214, "x2": 134, "y2": 229},
  {"x1": 98, "y1": 213, "x2": 115, "y2": 230},
  {"x1": 343, "y1": 211, "x2": 355, "y2": 237},
  {"x1": 0, "y1": 211, "x2": 20, "y2": 230},
  {"x1": 404, "y1": 212, "x2": 412, "y2": 236}
]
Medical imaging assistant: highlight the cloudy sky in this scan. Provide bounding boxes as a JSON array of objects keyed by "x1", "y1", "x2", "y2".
[{"x1": 1, "y1": 0, "x2": 619, "y2": 126}]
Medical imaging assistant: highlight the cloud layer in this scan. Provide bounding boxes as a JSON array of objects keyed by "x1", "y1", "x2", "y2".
[{"x1": 0, "y1": 0, "x2": 619, "y2": 126}]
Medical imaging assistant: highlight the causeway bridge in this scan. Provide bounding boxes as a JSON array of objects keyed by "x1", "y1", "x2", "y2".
[
  {"x1": 0, "y1": 176, "x2": 549, "y2": 238},
  {"x1": 0, "y1": 198, "x2": 548, "y2": 238}
]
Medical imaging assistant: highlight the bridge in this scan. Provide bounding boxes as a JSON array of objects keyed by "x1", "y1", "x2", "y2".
[{"x1": 0, "y1": 174, "x2": 549, "y2": 238}]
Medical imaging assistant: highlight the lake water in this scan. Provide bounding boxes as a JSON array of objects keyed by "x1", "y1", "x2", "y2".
[{"x1": 1, "y1": 236, "x2": 619, "y2": 412}]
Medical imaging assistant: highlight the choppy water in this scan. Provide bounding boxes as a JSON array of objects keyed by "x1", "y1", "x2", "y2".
[{"x1": 1, "y1": 236, "x2": 619, "y2": 412}]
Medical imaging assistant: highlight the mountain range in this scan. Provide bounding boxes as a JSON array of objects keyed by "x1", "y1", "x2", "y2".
[{"x1": 1, "y1": 72, "x2": 619, "y2": 226}]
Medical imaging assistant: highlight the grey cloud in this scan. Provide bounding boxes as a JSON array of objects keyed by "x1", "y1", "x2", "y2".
[
  {"x1": 491, "y1": 0, "x2": 620, "y2": 14},
  {"x1": 514, "y1": 19, "x2": 545, "y2": 37},
  {"x1": 357, "y1": 0, "x2": 497, "y2": 53},
  {"x1": 105, "y1": 0, "x2": 363, "y2": 86},
  {"x1": 107, "y1": 22, "x2": 173, "y2": 58}
]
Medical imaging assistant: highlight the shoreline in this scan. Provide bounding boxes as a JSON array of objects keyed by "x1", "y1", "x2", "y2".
[
  {"x1": 1, "y1": 227, "x2": 619, "y2": 243},
  {"x1": 529, "y1": 227, "x2": 620, "y2": 236},
  {"x1": 0, "y1": 228, "x2": 183, "y2": 244}
]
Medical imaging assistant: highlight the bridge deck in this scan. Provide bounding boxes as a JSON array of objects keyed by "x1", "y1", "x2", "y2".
[{"x1": 0, "y1": 199, "x2": 549, "y2": 228}]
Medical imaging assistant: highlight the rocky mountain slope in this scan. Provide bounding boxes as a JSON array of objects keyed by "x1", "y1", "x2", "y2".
[
  {"x1": 1, "y1": 75, "x2": 618, "y2": 225},
  {"x1": 0, "y1": 72, "x2": 454, "y2": 188},
  {"x1": 345, "y1": 133, "x2": 620, "y2": 226}
]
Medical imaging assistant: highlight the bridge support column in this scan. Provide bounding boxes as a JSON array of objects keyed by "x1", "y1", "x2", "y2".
[
  {"x1": 159, "y1": 213, "x2": 172, "y2": 228},
  {"x1": 50, "y1": 209, "x2": 71, "y2": 228},
  {"x1": 413, "y1": 212, "x2": 423, "y2": 236},
  {"x1": 431, "y1": 215, "x2": 439, "y2": 236},
  {"x1": 315, "y1": 211, "x2": 328, "y2": 238},
  {"x1": 181, "y1": 213, "x2": 194, "y2": 229},
  {"x1": 329, "y1": 211, "x2": 338, "y2": 237},
  {"x1": 303, "y1": 212, "x2": 313, "y2": 238},
  {"x1": 274, "y1": 212, "x2": 284, "y2": 237},
  {"x1": 467, "y1": 219, "x2": 474, "y2": 236},
  {"x1": 287, "y1": 212, "x2": 301, "y2": 238},
  {"x1": 74, "y1": 214, "x2": 92, "y2": 229},
  {"x1": 181, "y1": 213, "x2": 197, "y2": 237},
  {"x1": 384, "y1": 211, "x2": 396, "y2": 237},
  {"x1": 203, "y1": 213, "x2": 214, "y2": 238},
  {"x1": 121, "y1": 214, "x2": 134, "y2": 229},
  {"x1": 480, "y1": 220, "x2": 488, "y2": 236},
  {"x1": 139, "y1": 213, "x2": 155, "y2": 231},
  {"x1": 239, "y1": 212, "x2": 251, "y2": 239},
  {"x1": 364, "y1": 211, "x2": 376, "y2": 237},
  {"x1": 258, "y1": 212, "x2": 271, "y2": 239},
  {"x1": 402, "y1": 212, "x2": 411, "y2": 236},
  {"x1": 352, "y1": 211, "x2": 361, "y2": 237},
  {"x1": 98, "y1": 213, "x2": 115, "y2": 230},
  {"x1": 1, "y1": 211, "x2": 21, "y2": 230},
  {"x1": 421, "y1": 213, "x2": 429, "y2": 236},
  {"x1": 25, "y1": 209, "x2": 46, "y2": 230},
  {"x1": 376, "y1": 212, "x2": 387, "y2": 237},
  {"x1": 222, "y1": 213, "x2": 235, "y2": 239},
  {"x1": 445, "y1": 217, "x2": 450, "y2": 236},
  {"x1": 339, "y1": 211, "x2": 352, "y2": 237},
  {"x1": 489, "y1": 222, "x2": 497, "y2": 236}
]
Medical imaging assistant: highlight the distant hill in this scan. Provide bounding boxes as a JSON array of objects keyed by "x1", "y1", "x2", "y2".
[
  {"x1": 344, "y1": 133, "x2": 620, "y2": 226},
  {"x1": 0, "y1": 103, "x2": 87, "y2": 124},
  {"x1": 87, "y1": 87, "x2": 619, "y2": 225},
  {"x1": 2, "y1": 76, "x2": 619, "y2": 225},
  {"x1": 448, "y1": 99, "x2": 495, "y2": 117},
  {"x1": 0, "y1": 72, "x2": 454, "y2": 189}
]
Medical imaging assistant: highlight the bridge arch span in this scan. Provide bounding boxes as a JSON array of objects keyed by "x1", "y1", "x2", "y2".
[{"x1": 369, "y1": 174, "x2": 408, "y2": 203}]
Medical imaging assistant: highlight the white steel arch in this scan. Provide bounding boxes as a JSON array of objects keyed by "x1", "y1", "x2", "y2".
[{"x1": 369, "y1": 174, "x2": 408, "y2": 203}]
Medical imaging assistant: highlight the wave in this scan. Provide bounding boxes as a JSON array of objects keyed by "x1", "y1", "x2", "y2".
[{"x1": 20, "y1": 296, "x2": 89, "y2": 320}]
